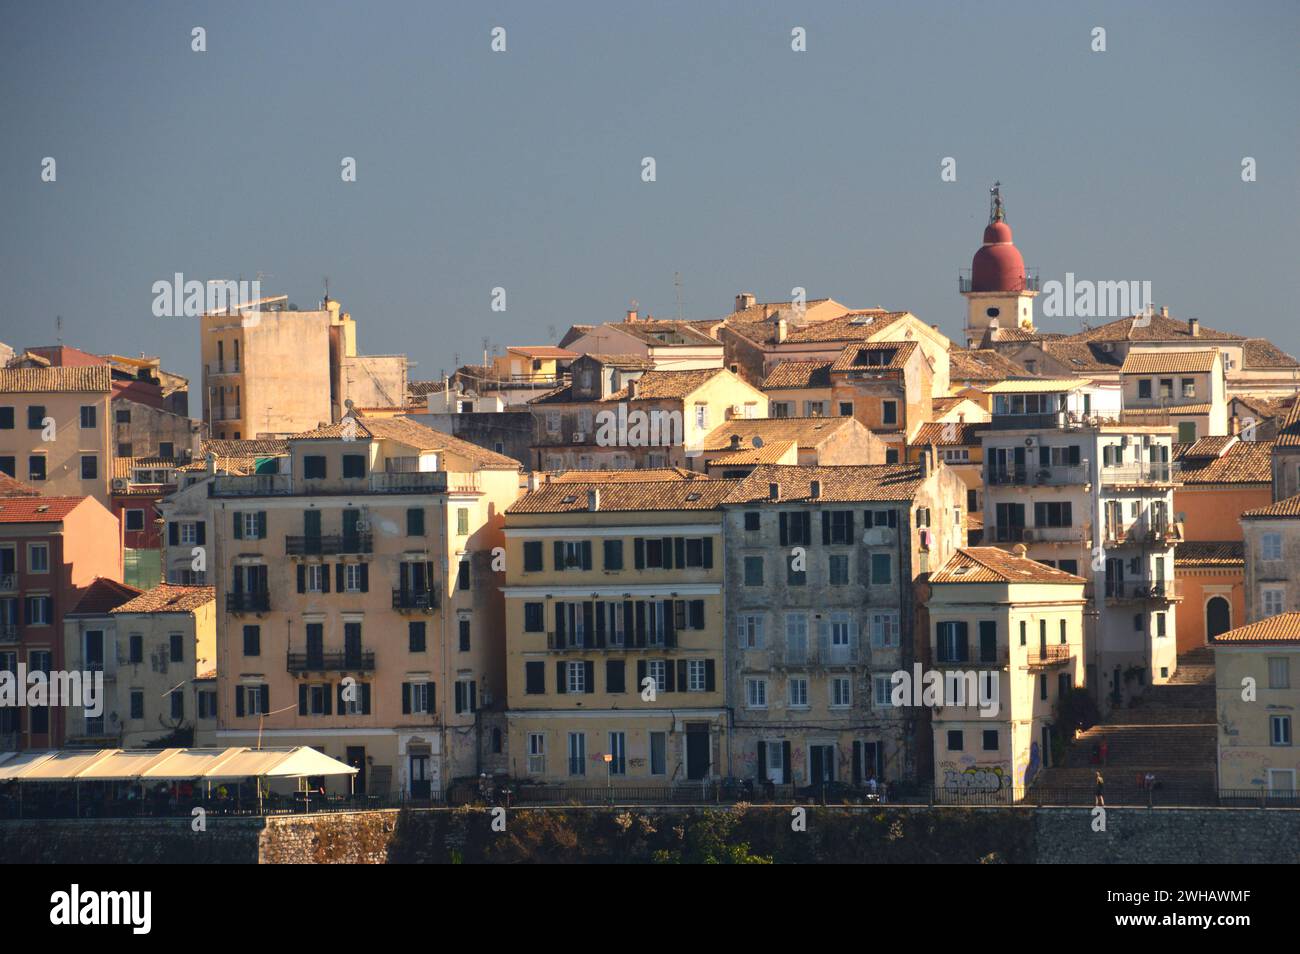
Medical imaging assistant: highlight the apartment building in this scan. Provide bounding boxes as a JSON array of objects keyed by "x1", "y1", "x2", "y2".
[
  {"x1": 0, "y1": 494, "x2": 122, "y2": 749},
  {"x1": 907, "y1": 422, "x2": 989, "y2": 520},
  {"x1": 0, "y1": 366, "x2": 113, "y2": 505},
  {"x1": 1171, "y1": 437, "x2": 1273, "y2": 650},
  {"x1": 528, "y1": 368, "x2": 766, "y2": 472},
  {"x1": 63, "y1": 583, "x2": 215, "y2": 748},
  {"x1": 502, "y1": 478, "x2": 736, "y2": 786},
  {"x1": 761, "y1": 359, "x2": 833, "y2": 419},
  {"x1": 980, "y1": 379, "x2": 1180, "y2": 711},
  {"x1": 925, "y1": 547, "x2": 1087, "y2": 800},
  {"x1": 721, "y1": 459, "x2": 966, "y2": 788},
  {"x1": 829, "y1": 342, "x2": 934, "y2": 459},
  {"x1": 697, "y1": 416, "x2": 882, "y2": 475},
  {"x1": 211, "y1": 415, "x2": 521, "y2": 797},
  {"x1": 560, "y1": 312, "x2": 724, "y2": 371},
  {"x1": 1212, "y1": 614, "x2": 1297, "y2": 797},
  {"x1": 1118, "y1": 349, "x2": 1228, "y2": 441},
  {"x1": 1240, "y1": 495, "x2": 1300, "y2": 622}
]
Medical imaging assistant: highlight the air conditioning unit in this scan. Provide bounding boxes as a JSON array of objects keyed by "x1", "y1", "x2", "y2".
[
  {"x1": 111, "y1": 478, "x2": 129, "y2": 492},
  {"x1": 1023, "y1": 436, "x2": 1038, "y2": 449},
  {"x1": 572, "y1": 432, "x2": 585, "y2": 443}
]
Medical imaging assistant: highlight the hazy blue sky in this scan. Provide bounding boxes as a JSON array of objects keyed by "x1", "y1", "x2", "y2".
[{"x1": 1, "y1": 1, "x2": 1296, "y2": 388}]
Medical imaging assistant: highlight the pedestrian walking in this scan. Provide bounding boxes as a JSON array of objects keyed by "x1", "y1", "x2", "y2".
[{"x1": 1094, "y1": 770, "x2": 1105, "y2": 807}]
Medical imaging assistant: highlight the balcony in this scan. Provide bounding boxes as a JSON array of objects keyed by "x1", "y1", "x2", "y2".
[
  {"x1": 1104, "y1": 580, "x2": 1181, "y2": 602},
  {"x1": 392, "y1": 588, "x2": 437, "y2": 612},
  {"x1": 370, "y1": 471, "x2": 452, "y2": 494},
  {"x1": 212, "y1": 474, "x2": 294, "y2": 496},
  {"x1": 0, "y1": 574, "x2": 16, "y2": 593},
  {"x1": 1024, "y1": 645, "x2": 1072, "y2": 670},
  {"x1": 987, "y1": 526, "x2": 1026, "y2": 543},
  {"x1": 1103, "y1": 522, "x2": 1180, "y2": 547},
  {"x1": 0, "y1": 623, "x2": 18, "y2": 644},
  {"x1": 959, "y1": 269, "x2": 1040, "y2": 294},
  {"x1": 987, "y1": 465, "x2": 1088, "y2": 487},
  {"x1": 206, "y1": 362, "x2": 241, "y2": 376},
  {"x1": 546, "y1": 632, "x2": 671, "y2": 652},
  {"x1": 1022, "y1": 526, "x2": 1087, "y2": 544},
  {"x1": 989, "y1": 412, "x2": 1067, "y2": 431},
  {"x1": 226, "y1": 591, "x2": 270, "y2": 613},
  {"x1": 1100, "y1": 463, "x2": 1173, "y2": 486},
  {"x1": 212, "y1": 405, "x2": 242, "y2": 422},
  {"x1": 934, "y1": 651, "x2": 1008, "y2": 669},
  {"x1": 286, "y1": 533, "x2": 373, "y2": 556},
  {"x1": 212, "y1": 471, "x2": 454, "y2": 497},
  {"x1": 287, "y1": 650, "x2": 375, "y2": 674}
]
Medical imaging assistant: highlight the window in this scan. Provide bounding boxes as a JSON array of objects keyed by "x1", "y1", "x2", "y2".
[
  {"x1": 454, "y1": 678, "x2": 476, "y2": 714},
  {"x1": 1181, "y1": 378, "x2": 1196, "y2": 399},
  {"x1": 130, "y1": 690, "x2": 144, "y2": 720},
  {"x1": 524, "y1": 661, "x2": 545, "y2": 694},
  {"x1": 125, "y1": 509, "x2": 145, "y2": 532},
  {"x1": 649, "y1": 732, "x2": 667, "y2": 776},
  {"x1": 947, "y1": 730, "x2": 964, "y2": 752},
  {"x1": 28, "y1": 456, "x2": 46, "y2": 482},
  {"x1": 340, "y1": 454, "x2": 365, "y2": 479},
  {"x1": 1271, "y1": 715, "x2": 1292, "y2": 746},
  {"x1": 303, "y1": 456, "x2": 327, "y2": 479},
  {"x1": 647, "y1": 660, "x2": 667, "y2": 694},
  {"x1": 345, "y1": 564, "x2": 364, "y2": 592},
  {"x1": 527, "y1": 733, "x2": 546, "y2": 774},
  {"x1": 27, "y1": 405, "x2": 46, "y2": 430},
  {"x1": 566, "y1": 661, "x2": 586, "y2": 694},
  {"x1": 771, "y1": 401, "x2": 792, "y2": 418},
  {"x1": 687, "y1": 659, "x2": 707, "y2": 692},
  {"x1": 746, "y1": 678, "x2": 767, "y2": 708},
  {"x1": 523, "y1": 602, "x2": 544, "y2": 633},
  {"x1": 28, "y1": 543, "x2": 49, "y2": 573},
  {"x1": 457, "y1": 508, "x2": 469, "y2": 536},
  {"x1": 180, "y1": 522, "x2": 198, "y2": 545},
  {"x1": 602, "y1": 539, "x2": 623, "y2": 570},
  {"x1": 243, "y1": 625, "x2": 260, "y2": 656},
  {"x1": 831, "y1": 676, "x2": 851, "y2": 708},
  {"x1": 607, "y1": 732, "x2": 627, "y2": 776},
  {"x1": 829, "y1": 554, "x2": 849, "y2": 585},
  {"x1": 306, "y1": 564, "x2": 325, "y2": 592},
  {"x1": 937, "y1": 621, "x2": 969, "y2": 663},
  {"x1": 882, "y1": 401, "x2": 898, "y2": 425},
  {"x1": 129, "y1": 634, "x2": 143, "y2": 663},
  {"x1": 567, "y1": 733, "x2": 586, "y2": 776},
  {"x1": 787, "y1": 555, "x2": 806, "y2": 586},
  {"x1": 523, "y1": 541, "x2": 543, "y2": 572},
  {"x1": 0, "y1": 457, "x2": 13, "y2": 477},
  {"x1": 839, "y1": 402, "x2": 853, "y2": 417},
  {"x1": 870, "y1": 553, "x2": 892, "y2": 585},
  {"x1": 743, "y1": 556, "x2": 764, "y2": 586},
  {"x1": 737, "y1": 614, "x2": 764, "y2": 650},
  {"x1": 117, "y1": 442, "x2": 133, "y2": 458},
  {"x1": 170, "y1": 689, "x2": 184, "y2": 720},
  {"x1": 1263, "y1": 588, "x2": 1284, "y2": 618},
  {"x1": 1268, "y1": 657, "x2": 1290, "y2": 690},
  {"x1": 983, "y1": 729, "x2": 999, "y2": 752},
  {"x1": 606, "y1": 659, "x2": 625, "y2": 693},
  {"x1": 409, "y1": 621, "x2": 427, "y2": 652},
  {"x1": 159, "y1": 442, "x2": 174, "y2": 458},
  {"x1": 0, "y1": 407, "x2": 11, "y2": 429},
  {"x1": 788, "y1": 677, "x2": 808, "y2": 708},
  {"x1": 874, "y1": 675, "x2": 893, "y2": 706},
  {"x1": 406, "y1": 681, "x2": 431, "y2": 714},
  {"x1": 744, "y1": 511, "x2": 760, "y2": 532},
  {"x1": 786, "y1": 615, "x2": 808, "y2": 663},
  {"x1": 694, "y1": 403, "x2": 708, "y2": 429},
  {"x1": 870, "y1": 612, "x2": 899, "y2": 648},
  {"x1": 1262, "y1": 533, "x2": 1283, "y2": 561},
  {"x1": 458, "y1": 618, "x2": 471, "y2": 652},
  {"x1": 80, "y1": 405, "x2": 96, "y2": 429},
  {"x1": 1138, "y1": 379, "x2": 1152, "y2": 400},
  {"x1": 546, "y1": 412, "x2": 561, "y2": 435},
  {"x1": 457, "y1": 558, "x2": 471, "y2": 590},
  {"x1": 169, "y1": 633, "x2": 183, "y2": 662}
]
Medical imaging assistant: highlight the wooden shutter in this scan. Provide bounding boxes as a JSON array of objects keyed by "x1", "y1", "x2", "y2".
[
  {"x1": 555, "y1": 661, "x2": 567, "y2": 694},
  {"x1": 361, "y1": 683, "x2": 371, "y2": 714},
  {"x1": 454, "y1": 682, "x2": 464, "y2": 714},
  {"x1": 336, "y1": 563, "x2": 345, "y2": 592},
  {"x1": 196, "y1": 522, "x2": 205, "y2": 545},
  {"x1": 781, "y1": 741, "x2": 792, "y2": 784},
  {"x1": 595, "y1": 602, "x2": 607, "y2": 647},
  {"x1": 321, "y1": 564, "x2": 330, "y2": 593},
  {"x1": 555, "y1": 603, "x2": 566, "y2": 640},
  {"x1": 822, "y1": 511, "x2": 831, "y2": 545},
  {"x1": 663, "y1": 602, "x2": 677, "y2": 647},
  {"x1": 322, "y1": 685, "x2": 332, "y2": 716},
  {"x1": 581, "y1": 540, "x2": 592, "y2": 570},
  {"x1": 852, "y1": 742, "x2": 862, "y2": 783},
  {"x1": 359, "y1": 563, "x2": 369, "y2": 592},
  {"x1": 297, "y1": 565, "x2": 305, "y2": 593},
  {"x1": 674, "y1": 537, "x2": 686, "y2": 568},
  {"x1": 583, "y1": 661, "x2": 595, "y2": 694},
  {"x1": 234, "y1": 686, "x2": 244, "y2": 717},
  {"x1": 634, "y1": 538, "x2": 645, "y2": 569},
  {"x1": 779, "y1": 512, "x2": 788, "y2": 546},
  {"x1": 256, "y1": 511, "x2": 267, "y2": 538},
  {"x1": 661, "y1": 536, "x2": 673, "y2": 569},
  {"x1": 582, "y1": 602, "x2": 594, "y2": 648},
  {"x1": 636, "y1": 660, "x2": 647, "y2": 690},
  {"x1": 690, "y1": 599, "x2": 704, "y2": 630},
  {"x1": 168, "y1": 522, "x2": 179, "y2": 546},
  {"x1": 606, "y1": 660, "x2": 624, "y2": 693},
  {"x1": 704, "y1": 659, "x2": 715, "y2": 692},
  {"x1": 676, "y1": 660, "x2": 688, "y2": 691},
  {"x1": 702, "y1": 537, "x2": 713, "y2": 569},
  {"x1": 260, "y1": 685, "x2": 269, "y2": 713},
  {"x1": 233, "y1": 512, "x2": 242, "y2": 539},
  {"x1": 664, "y1": 661, "x2": 676, "y2": 692},
  {"x1": 401, "y1": 683, "x2": 411, "y2": 714},
  {"x1": 756, "y1": 741, "x2": 767, "y2": 779},
  {"x1": 554, "y1": 541, "x2": 564, "y2": 570},
  {"x1": 298, "y1": 685, "x2": 308, "y2": 715}
]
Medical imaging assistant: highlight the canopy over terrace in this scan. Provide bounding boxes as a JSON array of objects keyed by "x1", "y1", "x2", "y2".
[{"x1": 0, "y1": 746, "x2": 356, "y2": 783}]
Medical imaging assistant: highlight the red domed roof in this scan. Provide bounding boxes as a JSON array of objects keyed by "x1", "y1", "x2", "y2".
[{"x1": 971, "y1": 220, "x2": 1027, "y2": 293}]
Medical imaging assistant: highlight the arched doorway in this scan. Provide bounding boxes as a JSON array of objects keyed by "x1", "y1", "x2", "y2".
[{"x1": 1206, "y1": 596, "x2": 1231, "y2": 640}]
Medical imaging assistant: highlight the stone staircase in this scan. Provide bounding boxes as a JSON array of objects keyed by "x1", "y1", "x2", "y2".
[{"x1": 1029, "y1": 648, "x2": 1218, "y2": 805}]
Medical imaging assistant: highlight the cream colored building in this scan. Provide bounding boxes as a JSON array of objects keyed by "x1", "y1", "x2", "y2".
[
  {"x1": 210, "y1": 414, "x2": 522, "y2": 797},
  {"x1": 64, "y1": 582, "x2": 216, "y2": 748},
  {"x1": 503, "y1": 477, "x2": 735, "y2": 786},
  {"x1": 1118, "y1": 349, "x2": 1228, "y2": 442},
  {"x1": 1212, "y1": 614, "x2": 1298, "y2": 797},
  {"x1": 925, "y1": 548, "x2": 1087, "y2": 801},
  {"x1": 0, "y1": 366, "x2": 113, "y2": 505}
]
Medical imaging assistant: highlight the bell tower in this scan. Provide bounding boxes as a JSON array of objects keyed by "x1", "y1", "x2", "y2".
[{"x1": 961, "y1": 183, "x2": 1038, "y2": 348}]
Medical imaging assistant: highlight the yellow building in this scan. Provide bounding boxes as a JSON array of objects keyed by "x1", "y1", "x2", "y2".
[
  {"x1": 1212, "y1": 614, "x2": 1298, "y2": 798},
  {"x1": 925, "y1": 547, "x2": 1087, "y2": 801},
  {"x1": 502, "y1": 477, "x2": 737, "y2": 786},
  {"x1": 210, "y1": 414, "x2": 522, "y2": 798},
  {"x1": 0, "y1": 366, "x2": 113, "y2": 505},
  {"x1": 63, "y1": 582, "x2": 216, "y2": 748}
]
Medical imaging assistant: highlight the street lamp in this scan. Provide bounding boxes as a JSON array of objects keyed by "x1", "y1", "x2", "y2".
[{"x1": 603, "y1": 753, "x2": 614, "y2": 805}]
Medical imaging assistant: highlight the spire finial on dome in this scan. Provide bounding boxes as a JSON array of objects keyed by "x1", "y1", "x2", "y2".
[{"x1": 989, "y1": 181, "x2": 1005, "y2": 224}]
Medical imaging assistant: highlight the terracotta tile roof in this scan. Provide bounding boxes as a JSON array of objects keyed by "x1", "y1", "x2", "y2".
[
  {"x1": 195, "y1": 669, "x2": 217, "y2": 681},
  {"x1": 1037, "y1": 339, "x2": 1123, "y2": 373},
  {"x1": 0, "y1": 366, "x2": 112, "y2": 393},
  {"x1": 982, "y1": 378, "x2": 1084, "y2": 394},
  {"x1": 707, "y1": 439, "x2": 797, "y2": 466},
  {"x1": 829, "y1": 341, "x2": 919, "y2": 373},
  {"x1": 606, "y1": 368, "x2": 726, "y2": 401},
  {"x1": 1241, "y1": 494, "x2": 1300, "y2": 520},
  {"x1": 987, "y1": 328, "x2": 1050, "y2": 343},
  {"x1": 578, "y1": 353, "x2": 655, "y2": 369},
  {"x1": 69, "y1": 578, "x2": 144, "y2": 615},
  {"x1": 1212, "y1": 613, "x2": 1300, "y2": 644},
  {"x1": 1123, "y1": 403, "x2": 1213, "y2": 416},
  {"x1": 610, "y1": 321, "x2": 719, "y2": 347},
  {"x1": 508, "y1": 479, "x2": 738, "y2": 514},
  {"x1": 701, "y1": 416, "x2": 855, "y2": 451},
  {"x1": 1174, "y1": 541, "x2": 1244, "y2": 569},
  {"x1": 719, "y1": 297, "x2": 838, "y2": 323},
  {"x1": 293, "y1": 416, "x2": 519, "y2": 469},
  {"x1": 725, "y1": 310, "x2": 909, "y2": 346},
  {"x1": 0, "y1": 474, "x2": 40, "y2": 497},
  {"x1": 1242, "y1": 339, "x2": 1300, "y2": 369},
  {"x1": 949, "y1": 348, "x2": 1033, "y2": 383},
  {"x1": 931, "y1": 547, "x2": 1087, "y2": 584},
  {"x1": 111, "y1": 584, "x2": 216, "y2": 614},
  {"x1": 1233, "y1": 393, "x2": 1293, "y2": 421},
  {"x1": 722, "y1": 464, "x2": 928, "y2": 504},
  {"x1": 507, "y1": 346, "x2": 578, "y2": 359},
  {"x1": 1119, "y1": 350, "x2": 1219, "y2": 374},
  {"x1": 1073, "y1": 314, "x2": 1242, "y2": 344},
  {"x1": 0, "y1": 496, "x2": 87, "y2": 523},
  {"x1": 1172, "y1": 440, "x2": 1273, "y2": 484},
  {"x1": 408, "y1": 380, "x2": 447, "y2": 397},
  {"x1": 544, "y1": 467, "x2": 706, "y2": 483},
  {"x1": 113, "y1": 456, "x2": 181, "y2": 480},
  {"x1": 910, "y1": 422, "x2": 991, "y2": 447},
  {"x1": 761, "y1": 360, "x2": 831, "y2": 390},
  {"x1": 202, "y1": 439, "x2": 289, "y2": 458}
]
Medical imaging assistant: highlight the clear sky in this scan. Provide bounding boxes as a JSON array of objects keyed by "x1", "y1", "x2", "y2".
[{"x1": 1, "y1": 0, "x2": 1296, "y2": 388}]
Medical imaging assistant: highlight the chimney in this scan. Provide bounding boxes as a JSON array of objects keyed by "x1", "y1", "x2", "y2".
[
  {"x1": 626, "y1": 378, "x2": 637, "y2": 399},
  {"x1": 626, "y1": 308, "x2": 638, "y2": 323},
  {"x1": 729, "y1": 434, "x2": 742, "y2": 450},
  {"x1": 918, "y1": 449, "x2": 929, "y2": 477},
  {"x1": 809, "y1": 479, "x2": 821, "y2": 499},
  {"x1": 776, "y1": 317, "x2": 788, "y2": 343},
  {"x1": 1189, "y1": 317, "x2": 1199, "y2": 337},
  {"x1": 1012, "y1": 543, "x2": 1028, "y2": 558},
  {"x1": 1229, "y1": 415, "x2": 1240, "y2": 437},
  {"x1": 735, "y1": 293, "x2": 757, "y2": 312},
  {"x1": 768, "y1": 482, "x2": 780, "y2": 501},
  {"x1": 587, "y1": 489, "x2": 600, "y2": 511}
]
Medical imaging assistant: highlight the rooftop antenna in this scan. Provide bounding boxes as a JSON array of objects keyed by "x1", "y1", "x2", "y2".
[
  {"x1": 674, "y1": 272, "x2": 684, "y2": 321},
  {"x1": 55, "y1": 315, "x2": 63, "y2": 345},
  {"x1": 323, "y1": 275, "x2": 330, "y2": 306},
  {"x1": 989, "y1": 181, "x2": 1005, "y2": 224}
]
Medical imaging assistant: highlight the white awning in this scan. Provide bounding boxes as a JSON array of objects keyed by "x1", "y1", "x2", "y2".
[{"x1": 0, "y1": 747, "x2": 357, "y2": 782}]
